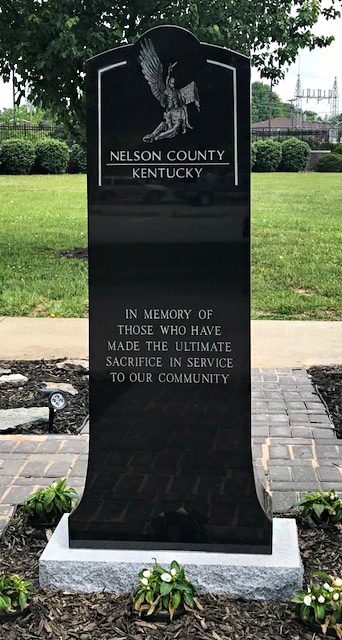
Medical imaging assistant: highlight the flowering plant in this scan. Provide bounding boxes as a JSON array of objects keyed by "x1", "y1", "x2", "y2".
[
  {"x1": 131, "y1": 560, "x2": 203, "y2": 620},
  {"x1": 293, "y1": 571, "x2": 342, "y2": 637},
  {"x1": 0, "y1": 574, "x2": 34, "y2": 613},
  {"x1": 294, "y1": 489, "x2": 342, "y2": 525}
]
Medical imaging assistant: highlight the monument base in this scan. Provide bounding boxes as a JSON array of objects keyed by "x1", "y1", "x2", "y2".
[{"x1": 39, "y1": 516, "x2": 302, "y2": 600}]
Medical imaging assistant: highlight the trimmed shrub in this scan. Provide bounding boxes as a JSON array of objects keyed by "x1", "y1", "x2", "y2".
[
  {"x1": 304, "y1": 136, "x2": 321, "y2": 150},
  {"x1": 315, "y1": 153, "x2": 342, "y2": 172},
  {"x1": 251, "y1": 142, "x2": 257, "y2": 169},
  {"x1": 319, "y1": 141, "x2": 335, "y2": 150},
  {"x1": 253, "y1": 138, "x2": 282, "y2": 172},
  {"x1": 332, "y1": 142, "x2": 342, "y2": 155},
  {"x1": 68, "y1": 143, "x2": 87, "y2": 173},
  {"x1": 35, "y1": 138, "x2": 69, "y2": 174},
  {"x1": 0, "y1": 138, "x2": 35, "y2": 174},
  {"x1": 279, "y1": 137, "x2": 310, "y2": 172}
]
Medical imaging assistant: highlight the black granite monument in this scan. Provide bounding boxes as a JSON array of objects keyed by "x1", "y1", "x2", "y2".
[{"x1": 69, "y1": 25, "x2": 273, "y2": 553}]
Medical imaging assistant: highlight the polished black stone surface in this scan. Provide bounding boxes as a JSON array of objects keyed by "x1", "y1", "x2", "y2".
[{"x1": 69, "y1": 25, "x2": 273, "y2": 552}]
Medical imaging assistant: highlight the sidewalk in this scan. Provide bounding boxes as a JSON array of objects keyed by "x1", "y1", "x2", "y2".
[
  {"x1": 1, "y1": 317, "x2": 341, "y2": 366},
  {"x1": 1, "y1": 319, "x2": 342, "y2": 535}
]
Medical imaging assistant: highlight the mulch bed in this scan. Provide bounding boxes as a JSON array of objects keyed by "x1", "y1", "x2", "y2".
[
  {"x1": 1, "y1": 362, "x2": 342, "y2": 636},
  {"x1": 0, "y1": 359, "x2": 88, "y2": 434},
  {"x1": 309, "y1": 365, "x2": 342, "y2": 438},
  {"x1": 1, "y1": 507, "x2": 341, "y2": 639}
]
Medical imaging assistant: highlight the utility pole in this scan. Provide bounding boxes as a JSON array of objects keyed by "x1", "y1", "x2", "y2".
[
  {"x1": 268, "y1": 78, "x2": 273, "y2": 136},
  {"x1": 12, "y1": 68, "x2": 16, "y2": 125}
]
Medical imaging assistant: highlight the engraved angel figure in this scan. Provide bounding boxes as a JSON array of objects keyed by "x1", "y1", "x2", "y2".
[{"x1": 139, "y1": 39, "x2": 200, "y2": 143}]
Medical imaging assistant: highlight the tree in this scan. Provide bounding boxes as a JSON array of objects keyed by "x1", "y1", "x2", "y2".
[
  {"x1": 303, "y1": 110, "x2": 319, "y2": 121},
  {"x1": 0, "y1": 104, "x2": 56, "y2": 125},
  {"x1": 252, "y1": 82, "x2": 290, "y2": 123},
  {"x1": 0, "y1": 0, "x2": 340, "y2": 144}
]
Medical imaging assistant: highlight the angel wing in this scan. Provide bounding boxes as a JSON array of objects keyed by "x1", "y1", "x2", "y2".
[
  {"x1": 179, "y1": 81, "x2": 200, "y2": 111},
  {"x1": 139, "y1": 39, "x2": 165, "y2": 105}
]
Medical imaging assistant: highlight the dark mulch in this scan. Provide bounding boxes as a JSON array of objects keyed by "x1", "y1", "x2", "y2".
[
  {"x1": 309, "y1": 365, "x2": 342, "y2": 438},
  {"x1": 1, "y1": 508, "x2": 341, "y2": 639},
  {"x1": 59, "y1": 247, "x2": 88, "y2": 260},
  {"x1": 0, "y1": 360, "x2": 88, "y2": 435}
]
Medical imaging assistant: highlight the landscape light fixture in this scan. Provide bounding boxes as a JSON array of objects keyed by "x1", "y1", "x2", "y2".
[{"x1": 39, "y1": 387, "x2": 68, "y2": 432}]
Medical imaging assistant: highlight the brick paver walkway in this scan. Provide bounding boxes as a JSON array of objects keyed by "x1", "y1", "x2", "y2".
[{"x1": 0, "y1": 367, "x2": 341, "y2": 535}]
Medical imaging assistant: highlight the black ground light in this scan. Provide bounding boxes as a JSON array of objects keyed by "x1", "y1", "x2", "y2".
[{"x1": 39, "y1": 388, "x2": 68, "y2": 432}]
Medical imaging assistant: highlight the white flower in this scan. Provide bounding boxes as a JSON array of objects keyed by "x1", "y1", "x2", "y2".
[
  {"x1": 329, "y1": 587, "x2": 334, "y2": 593},
  {"x1": 318, "y1": 595, "x2": 325, "y2": 604},
  {"x1": 161, "y1": 573, "x2": 172, "y2": 583},
  {"x1": 334, "y1": 578, "x2": 342, "y2": 587},
  {"x1": 304, "y1": 595, "x2": 312, "y2": 606},
  {"x1": 323, "y1": 583, "x2": 331, "y2": 590},
  {"x1": 142, "y1": 570, "x2": 151, "y2": 579},
  {"x1": 307, "y1": 586, "x2": 311, "y2": 593},
  {"x1": 140, "y1": 577, "x2": 149, "y2": 586},
  {"x1": 333, "y1": 593, "x2": 340, "y2": 601},
  {"x1": 170, "y1": 568, "x2": 177, "y2": 576}
]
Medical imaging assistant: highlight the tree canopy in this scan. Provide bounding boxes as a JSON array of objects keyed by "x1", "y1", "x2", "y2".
[
  {"x1": 0, "y1": 0, "x2": 340, "y2": 144},
  {"x1": 252, "y1": 82, "x2": 290, "y2": 123}
]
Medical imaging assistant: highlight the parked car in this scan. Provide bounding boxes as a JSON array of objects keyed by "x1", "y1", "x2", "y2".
[{"x1": 102, "y1": 176, "x2": 168, "y2": 203}]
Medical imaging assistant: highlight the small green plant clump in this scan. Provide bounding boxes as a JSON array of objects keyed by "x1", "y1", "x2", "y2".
[
  {"x1": 253, "y1": 138, "x2": 282, "y2": 172},
  {"x1": 295, "y1": 489, "x2": 342, "y2": 526},
  {"x1": 293, "y1": 572, "x2": 342, "y2": 637},
  {"x1": 34, "y1": 138, "x2": 69, "y2": 174},
  {"x1": 279, "y1": 137, "x2": 310, "y2": 172},
  {"x1": 0, "y1": 575, "x2": 34, "y2": 613},
  {"x1": 132, "y1": 560, "x2": 203, "y2": 620},
  {"x1": 23, "y1": 478, "x2": 78, "y2": 524},
  {"x1": 316, "y1": 153, "x2": 342, "y2": 173},
  {"x1": 0, "y1": 138, "x2": 36, "y2": 174}
]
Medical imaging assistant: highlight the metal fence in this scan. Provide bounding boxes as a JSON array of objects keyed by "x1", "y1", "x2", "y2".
[
  {"x1": 0, "y1": 123, "x2": 66, "y2": 143},
  {"x1": 252, "y1": 128, "x2": 331, "y2": 144}
]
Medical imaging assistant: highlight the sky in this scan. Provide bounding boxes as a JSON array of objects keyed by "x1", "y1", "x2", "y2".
[
  {"x1": 252, "y1": 14, "x2": 342, "y2": 118},
  {"x1": 0, "y1": 13, "x2": 341, "y2": 117}
]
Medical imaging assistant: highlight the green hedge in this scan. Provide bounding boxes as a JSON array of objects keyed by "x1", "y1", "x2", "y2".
[
  {"x1": 34, "y1": 138, "x2": 69, "y2": 174},
  {"x1": 253, "y1": 139, "x2": 282, "y2": 172},
  {"x1": 315, "y1": 153, "x2": 342, "y2": 172},
  {"x1": 0, "y1": 138, "x2": 36, "y2": 174},
  {"x1": 68, "y1": 144, "x2": 87, "y2": 173},
  {"x1": 279, "y1": 137, "x2": 310, "y2": 172},
  {"x1": 251, "y1": 142, "x2": 257, "y2": 169}
]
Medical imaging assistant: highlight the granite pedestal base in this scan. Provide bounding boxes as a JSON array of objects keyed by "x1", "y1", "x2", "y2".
[{"x1": 39, "y1": 516, "x2": 302, "y2": 600}]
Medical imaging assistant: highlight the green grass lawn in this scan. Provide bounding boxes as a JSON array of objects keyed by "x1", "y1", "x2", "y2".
[
  {"x1": 252, "y1": 173, "x2": 342, "y2": 319},
  {"x1": 0, "y1": 173, "x2": 341, "y2": 318},
  {"x1": 0, "y1": 175, "x2": 87, "y2": 317}
]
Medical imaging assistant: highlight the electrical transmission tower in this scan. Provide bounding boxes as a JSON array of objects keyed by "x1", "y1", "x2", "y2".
[
  {"x1": 292, "y1": 75, "x2": 339, "y2": 140},
  {"x1": 293, "y1": 74, "x2": 303, "y2": 128}
]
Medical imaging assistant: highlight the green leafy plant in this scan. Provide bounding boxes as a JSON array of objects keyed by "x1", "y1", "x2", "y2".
[
  {"x1": 279, "y1": 137, "x2": 310, "y2": 172},
  {"x1": 293, "y1": 572, "x2": 342, "y2": 638},
  {"x1": 131, "y1": 560, "x2": 203, "y2": 620},
  {"x1": 0, "y1": 138, "x2": 36, "y2": 174},
  {"x1": 68, "y1": 143, "x2": 87, "y2": 173},
  {"x1": 0, "y1": 575, "x2": 34, "y2": 613},
  {"x1": 294, "y1": 489, "x2": 342, "y2": 526},
  {"x1": 316, "y1": 153, "x2": 342, "y2": 173},
  {"x1": 253, "y1": 138, "x2": 282, "y2": 172},
  {"x1": 23, "y1": 478, "x2": 79, "y2": 524},
  {"x1": 34, "y1": 138, "x2": 69, "y2": 174}
]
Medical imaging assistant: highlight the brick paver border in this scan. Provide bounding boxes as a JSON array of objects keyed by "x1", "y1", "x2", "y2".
[{"x1": 0, "y1": 367, "x2": 341, "y2": 535}]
